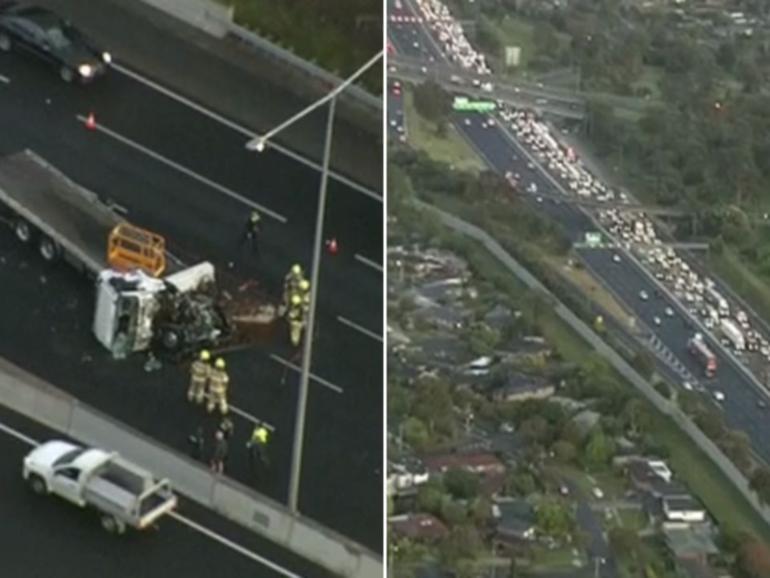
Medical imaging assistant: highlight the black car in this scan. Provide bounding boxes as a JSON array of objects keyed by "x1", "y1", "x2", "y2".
[{"x1": 0, "y1": 2, "x2": 110, "y2": 82}]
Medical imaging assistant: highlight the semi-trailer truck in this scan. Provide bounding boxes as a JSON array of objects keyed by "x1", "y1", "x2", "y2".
[
  {"x1": 0, "y1": 149, "x2": 277, "y2": 359},
  {"x1": 688, "y1": 333, "x2": 717, "y2": 377},
  {"x1": 719, "y1": 318, "x2": 746, "y2": 351}
]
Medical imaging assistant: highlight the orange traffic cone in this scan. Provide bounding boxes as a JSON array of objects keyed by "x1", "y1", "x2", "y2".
[
  {"x1": 326, "y1": 238, "x2": 338, "y2": 254},
  {"x1": 85, "y1": 113, "x2": 96, "y2": 130}
]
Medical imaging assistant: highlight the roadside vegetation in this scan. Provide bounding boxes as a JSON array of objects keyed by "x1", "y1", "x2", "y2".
[{"x1": 214, "y1": 0, "x2": 381, "y2": 92}]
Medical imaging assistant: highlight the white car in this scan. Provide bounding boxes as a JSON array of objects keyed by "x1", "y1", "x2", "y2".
[
  {"x1": 653, "y1": 316, "x2": 661, "y2": 326},
  {"x1": 592, "y1": 487, "x2": 604, "y2": 499},
  {"x1": 639, "y1": 290, "x2": 649, "y2": 301},
  {"x1": 682, "y1": 381, "x2": 694, "y2": 391},
  {"x1": 714, "y1": 391, "x2": 725, "y2": 402},
  {"x1": 665, "y1": 307, "x2": 674, "y2": 317},
  {"x1": 464, "y1": 118, "x2": 471, "y2": 126},
  {"x1": 612, "y1": 254, "x2": 621, "y2": 263}
]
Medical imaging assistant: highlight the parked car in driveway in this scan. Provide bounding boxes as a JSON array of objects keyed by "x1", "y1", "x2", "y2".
[{"x1": 0, "y1": 3, "x2": 110, "y2": 83}]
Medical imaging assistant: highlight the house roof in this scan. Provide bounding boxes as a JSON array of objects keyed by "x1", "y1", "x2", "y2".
[
  {"x1": 390, "y1": 513, "x2": 449, "y2": 541},
  {"x1": 422, "y1": 451, "x2": 505, "y2": 474},
  {"x1": 663, "y1": 522, "x2": 718, "y2": 557},
  {"x1": 628, "y1": 459, "x2": 688, "y2": 497},
  {"x1": 677, "y1": 559, "x2": 719, "y2": 578},
  {"x1": 417, "y1": 278, "x2": 465, "y2": 302},
  {"x1": 490, "y1": 372, "x2": 553, "y2": 397},
  {"x1": 664, "y1": 495, "x2": 704, "y2": 513}
]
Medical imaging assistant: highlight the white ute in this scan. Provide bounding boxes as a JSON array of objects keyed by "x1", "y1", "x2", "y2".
[{"x1": 23, "y1": 440, "x2": 177, "y2": 534}]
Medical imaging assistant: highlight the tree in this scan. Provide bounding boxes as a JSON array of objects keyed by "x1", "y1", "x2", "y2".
[
  {"x1": 440, "y1": 497, "x2": 468, "y2": 526},
  {"x1": 631, "y1": 350, "x2": 656, "y2": 380},
  {"x1": 737, "y1": 537, "x2": 770, "y2": 578},
  {"x1": 536, "y1": 498, "x2": 574, "y2": 538},
  {"x1": 439, "y1": 525, "x2": 483, "y2": 571},
  {"x1": 584, "y1": 428, "x2": 616, "y2": 469},
  {"x1": 608, "y1": 527, "x2": 641, "y2": 557},
  {"x1": 467, "y1": 323, "x2": 501, "y2": 356},
  {"x1": 444, "y1": 468, "x2": 480, "y2": 500},
  {"x1": 416, "y1": 480, "x2": 445, "y2": 515},
  {"x1": 412, "y1": 81, "x2": 451, "y2": 128},
  {"x1": 412, "y1": 377, "x2": 455, "y2": 440},
  {"x1": 519, "y1": 415, "x2": 552, "y2": 445},
  {"x1": 507, "y1": 471, "x2": 537, "y2": 496},
  {"x1": 402, "y1": 416, "x2": 430, "y2": 450},
  {"x1": 552, "y1": 439, "x2": 578, "y2": 463},
  {"x1": 750, "y1": 467, "x2": 770, "y2": 505}
]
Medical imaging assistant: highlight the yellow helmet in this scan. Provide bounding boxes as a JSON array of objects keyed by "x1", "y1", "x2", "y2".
[
  {"x1": 291, "y1": 264, "x2": 302, "y2": 276},
  {"x1": 215, "y1": 358, "x2": 226, "y2": 370},
  {"x1": 200, "y1": 350, "x2": 211, "y2": 362},
  {"x1": 250, "y1": 210, "x2": 260, "y2": 223},
  {"x1": 291, "y1": 294, "x2": 302, "y2": 306},
  {"x1": 299, "y1": 279, "x2": 310, "y2": 292}
]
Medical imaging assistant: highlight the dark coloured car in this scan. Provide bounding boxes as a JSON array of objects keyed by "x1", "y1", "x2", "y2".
[{"x1": 0, "y1": 2, "x2": 110, "y2": 82}]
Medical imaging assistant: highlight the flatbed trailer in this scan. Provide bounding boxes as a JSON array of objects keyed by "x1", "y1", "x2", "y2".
[{"x1": 0, "y1": 149, "x2": 181, "y2": 275}]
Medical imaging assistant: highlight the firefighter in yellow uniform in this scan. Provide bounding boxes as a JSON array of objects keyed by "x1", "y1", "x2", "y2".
[
  {"x1": 188, "y1": 350, "x2": 211, "y2": 404},
  {"x1": 207, "y1": 358, "x2": 229, "y2": 415},
  {"x1": 287, "y1": 293, "x2": 305, "y2": 346},
  {"x1": 282, "y1": 264, "x2": 306, "y2": 312}
]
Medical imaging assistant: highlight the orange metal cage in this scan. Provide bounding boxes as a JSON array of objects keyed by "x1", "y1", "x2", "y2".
[{"x1": 107, "y1": 223, "x2": 166, "y2": 277}]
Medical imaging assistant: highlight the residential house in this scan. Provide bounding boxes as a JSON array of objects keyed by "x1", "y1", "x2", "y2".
[
  {"x1": 569, "y1": 409, "x2": 601, "y2": 440},
  {"x1": 492, "y1": 498, "x2": 537, "y2": 548},
  {"x1": 663, "y1": 522, "x2": 720, "y2": 578},
  {"x1": 390, "y1": 513, "x2": 449, "y2": 542},
  {"x1": 422, "y1": 451, "x2": 507, "y2": 496},
  {"x1": 662, "y1": 496, "x2": 707, "y2": 523},
  {"x1": 488, "y1": 372, "x2": 555, "y2": 403},
  {"x1": 483, "y1": 305, "x2": 514, "y2": 333},
  {"x1": 388, "y1": 458, "x2": 429, "y2": 496},
  {"x1": 413, "y1": 303, "x2": 468, "y2": 332}
]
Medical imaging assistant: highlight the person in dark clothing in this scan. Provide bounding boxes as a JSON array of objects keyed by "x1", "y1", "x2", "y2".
[
  {"x1": 240, "y1": 210, "x2": 261, "y2": 256},
  {"x1": 210, "y1": 430, "x2": 228, "y2": 474},
  {"x1": 218, "y1": 417, "x2": 235, "y2": 441},
  {"x1": 187, "y1": 426, "x2": 205, "y2": 461}
]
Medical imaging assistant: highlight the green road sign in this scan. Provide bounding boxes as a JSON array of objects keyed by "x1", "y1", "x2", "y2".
[
  {"x1": 585, "y1": 232, "x2": 602, "y2": 247},
  {"x1": 453, "y1": 97, "x2": 496, "y2": 112}
]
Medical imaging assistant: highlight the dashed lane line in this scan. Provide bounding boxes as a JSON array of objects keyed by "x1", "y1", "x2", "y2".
[
  {"x1": 354, "y1": 253, "x2": 383, "y2": 272},
  {"x1": 75, "y1": 114, "x2": 288, "y2": 224},
  {"x1": 337, "y1": 315, "x2": 382, "y2": 342},
  {"x1": 0, "y1": 419, "x2": 302, "y2": 577},
  {"x1": 111, "y1": 62, "x2": 382, "y2": 203},
  {"x1": 269, "y1": 354, "x2": 344, "y2": 394}
]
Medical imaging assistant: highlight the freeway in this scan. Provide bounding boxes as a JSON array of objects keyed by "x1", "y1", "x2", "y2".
[
  {"x1": 0, "y1": 405, "x2": 337, "y2": 578},
  {"x1": 445, "y1": 106, "x2": 770, "y2": 465},
  {"x1": 0, "y1": 28, "x2": 382, "y2": 551}
]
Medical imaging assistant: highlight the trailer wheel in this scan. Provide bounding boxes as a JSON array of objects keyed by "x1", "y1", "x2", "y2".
[
  {"x1": 28, "y1": 474, "x2": 48, "y2": 495},
  {"x1": 100, "y1": 514, "x2": 126, "y2": 535},
  {"x1": 39, "y1": 236, "x2": 59, "y2": 262},
  {"x1": 14, "y1": 219, "x2": 32, "y2": 243}
]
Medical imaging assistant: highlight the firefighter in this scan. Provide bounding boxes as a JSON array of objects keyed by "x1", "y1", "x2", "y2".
[
  {"x1": 287, "y1": 293, "x2": 305, "y2": 346},
  {"x1": 240, "y1": 210, "x2": 261, "y2": 255},
  {"x1": 188, "y1": 350, "x2": 211, "y2": 404},
  {"x1": 283, "y1": 264, "x2": 305, "y2": 301},
  {"x1": 246, "y1": 424, "x2": 270, "y2": 473},
  {"x1": 207, "y1": 357, "x2": 229, "y2": 415}
]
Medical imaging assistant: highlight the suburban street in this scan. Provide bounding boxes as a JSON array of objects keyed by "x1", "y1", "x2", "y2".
[
  {"x1": 0, "y1": 6, "x2": 382, "y2": 551},
  {"x1": 0, "y1": 405, "x2": 336, "y2": 578}
]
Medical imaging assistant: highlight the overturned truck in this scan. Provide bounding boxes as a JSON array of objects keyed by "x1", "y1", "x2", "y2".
[{"x1": 0, "y1": 149, "x2": 277, "y2": 359}]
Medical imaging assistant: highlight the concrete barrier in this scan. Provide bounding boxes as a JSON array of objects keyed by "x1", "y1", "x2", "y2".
[
  {"x1": 0, "y1": 358, "x2": 382, "y2": 577},
  {"x1": 138, "y1": 0, "x2": 233, "y2": 37}
]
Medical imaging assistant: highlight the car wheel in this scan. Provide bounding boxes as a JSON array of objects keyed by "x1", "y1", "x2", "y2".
[
  {"x1": 14, "y1": 219, "x2": 32, "y2": 243},
  {"x1": 0, "y1": 33, "x2": 11, "y2": 52},
  {"x1": 59, "y1": 66, "x2": 74, "y2": 83},
  {"x1": 39, "y1": 235, "x2": 59, "y2": 261},
  {"x1": 28, "y1": 474, "x2": 48, "y2": 495},
  {"x1": 100, "y1": 514, "x2": 127, "y2": 535}
]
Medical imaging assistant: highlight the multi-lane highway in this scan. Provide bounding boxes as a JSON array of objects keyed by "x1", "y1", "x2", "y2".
[
  {"x1": 446, "y1": 108, "x2": 770, "y2": 464},
  {"x1": 0, "y1": 10, "x2": 382, "y2": 551},
  {"x1": 0, "y1": 406, "x2": 336, "y2": 578}
]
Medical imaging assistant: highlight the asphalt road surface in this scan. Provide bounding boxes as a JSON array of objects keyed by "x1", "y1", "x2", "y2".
[
  {"x1": 445, "y1": 106, "x2": 770, "y2": 465},
  {"x1": 0, "y1": 405, "x2": 337, "y2": 578},
  {"x1": 0, "y1": 44, "x2": 382, "y2": 550}
]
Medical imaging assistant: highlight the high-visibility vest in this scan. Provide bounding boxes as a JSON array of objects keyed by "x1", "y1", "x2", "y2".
[{"x1": 251, "y1": 427, "x2": 269, "y2": 445}]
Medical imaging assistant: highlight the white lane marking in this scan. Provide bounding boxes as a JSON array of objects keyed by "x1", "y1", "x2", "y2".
[
  {"x1": 111, "y1": 62, "x2": 382, "y2": 202},
  {"x1": 170, "y1": 512, "x2": 304, "y2": 578},
  {"x1": 0, "y1": 420, "x2": 299, "y2": 575},
  {"x1": 269, "y1": 354, "x2": 344, "y2": 394},
  {"x1": 0, "y1": 421, "x2": 37, "y2": 446},
  {"x1": 75, "y1": 114, "x2": 288, "y2": 224},
  {"x1": 0, "y1": 74, "x2": 9, "y2": 85},
  {"x1": 229, "y1": 405, "x2": 275, "y2": 432},
  {"x1": 337, "y1": 316, "x2": 382, "y2": 342},
  {"x1": 354, "y1": 253, "x2": 382, "y2": 272}
]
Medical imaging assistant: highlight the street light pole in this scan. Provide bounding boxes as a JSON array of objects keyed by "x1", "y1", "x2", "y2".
[{"x1": 288, "y1": 95, "x2": 337, "y2": 514}]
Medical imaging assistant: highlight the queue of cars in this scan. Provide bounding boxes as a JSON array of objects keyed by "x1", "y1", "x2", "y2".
[{"x1": 412, "y1": 0, "x2": 491, "y2": 75}]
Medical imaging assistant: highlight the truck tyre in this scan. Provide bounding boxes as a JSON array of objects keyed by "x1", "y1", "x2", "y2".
[
  {"x1": 28, "y1": 474, "x2": 48, "y2": 495},
  {"x1": 14, "y1": 219, "x2": 32, "y2": 243},
  {"x1": 60, "y1": 66, "x2": 74, "y2": 83},
  {"x1": 100, "y1": 514, "x2": 126, "y2": 535},
  {"x1": 39, "y1": 236, "x2": 59, "y2": 262},
  {"x1": 0, "y1": 33, "x2": 10, "y2": 52}
]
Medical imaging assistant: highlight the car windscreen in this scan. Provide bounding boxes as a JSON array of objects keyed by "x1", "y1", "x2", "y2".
[
  {"x1": 54, "y1": 448, "x2": 84, "y2": 467},
  {"x1": 46, "y1": 26, "x2": 71, "y2": 50}
]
